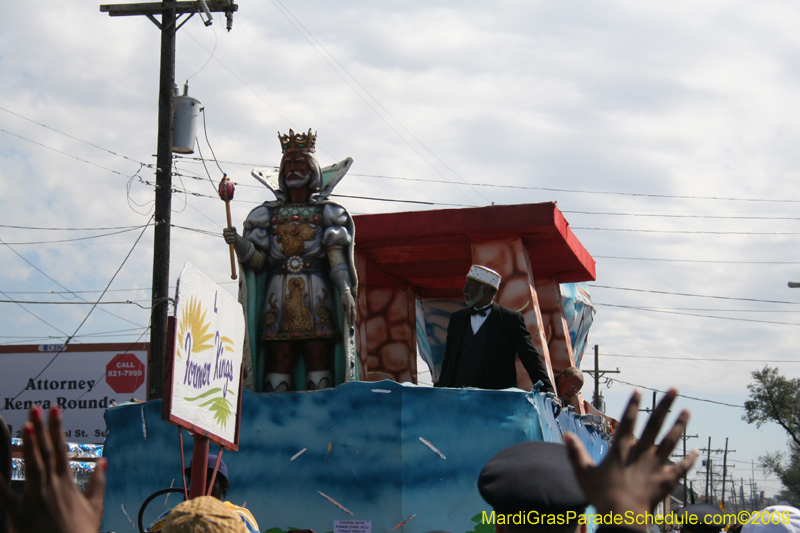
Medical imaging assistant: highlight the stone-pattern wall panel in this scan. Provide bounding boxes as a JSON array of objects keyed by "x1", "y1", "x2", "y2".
[
  {"x1": 535, "y1": 277, "x2": 584, "y2": 414},
  {"x1": 361, "y1": 286, "x2": 417, "y2": 383}
]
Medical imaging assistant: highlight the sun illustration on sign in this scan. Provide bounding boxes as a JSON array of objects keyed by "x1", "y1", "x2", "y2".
[{"x1": 176, "y1": 296, "x2": 214, "y2": 359}]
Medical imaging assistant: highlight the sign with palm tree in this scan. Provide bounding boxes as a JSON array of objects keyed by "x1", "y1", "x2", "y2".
[{"x1": 163, "y1": 263, "x2": 245, "y2": 450}]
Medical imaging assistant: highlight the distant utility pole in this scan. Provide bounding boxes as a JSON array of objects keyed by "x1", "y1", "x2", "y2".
[
  {"x1": 584, "y1": 345, "x2": 620, "y2": 412},
  {"x1": 721, "y1": 437, "x2": 736, "y2": 507},
  {"x1": 672, "y1": 429, "x2": 698, "y2": 506},
  {"x1": 705, "y1": 437, "x2": 712, "y2": 501},
  {"x1": 699, "y1": 439, "x2": 736, "y2": 506},
  {"x1": 99, "y1": 1, "x2": 238, "y2": 400}
]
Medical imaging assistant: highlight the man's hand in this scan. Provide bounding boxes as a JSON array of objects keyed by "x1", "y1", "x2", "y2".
[
  {"x1": 0, "y1": 406, "x2": 106, "y2": 533},
  {"x1": 563, "y1": 389, "x2": 697, "y2": 531}
]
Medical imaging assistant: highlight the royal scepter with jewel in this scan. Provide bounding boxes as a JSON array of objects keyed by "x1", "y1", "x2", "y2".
[{"x1": 218, "y1": 175, "x2": 237, "y2": 280}]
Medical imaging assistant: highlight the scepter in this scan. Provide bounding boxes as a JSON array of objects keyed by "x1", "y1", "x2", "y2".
[{"x1": 218, "y1": 174, "x2": 237, "y2": 280}]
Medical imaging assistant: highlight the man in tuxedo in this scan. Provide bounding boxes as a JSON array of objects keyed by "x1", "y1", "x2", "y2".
[{"x1": 434, "y1": 265, "x2": 554, "y2": 392}]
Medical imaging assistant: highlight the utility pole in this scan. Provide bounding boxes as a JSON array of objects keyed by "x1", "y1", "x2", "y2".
[
  {"x1": 673, "y1": 429, "x2": 698, "y2": 506},
  {"x1": 99, "y1": 1, "x2": 238, "y2": 400},
  {"x1": 740, "y1": 478, "x2": 746, "y2": 511},
  {"x1": 721, "y1": 438, "x2": 729, "y2": 507},
  {"x1": 585, "y1": 345, "x2": 620, "y2": 411},
  {"x1": 705, "y1": 437, "x2": 712, "y2": 502},
  {"x1": 698, "y1": 439, "x2": 735, "y2": 505}
]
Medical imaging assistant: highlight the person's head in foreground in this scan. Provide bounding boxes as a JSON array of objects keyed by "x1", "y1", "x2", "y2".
[
  {"x1": 741, "y1": 505, "x2": 800, "y2": 533},
  {"x1": 555, "y1": 368, "x2": 584, "y2": 408},
  {"x1": 677, "y1": 503, "x2": 725, "y2": 533},
  {"x1": 478, "y1": 441, "x2": 587, "y2": 533},
  {"x1": 162, "y1": 496, "x2": 246, "y2": 533},
  {"x1": 185, "y1": 455, "x2": 230, "y2": 500}
]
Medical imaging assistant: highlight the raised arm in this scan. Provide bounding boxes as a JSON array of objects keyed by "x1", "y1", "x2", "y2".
[
  {"x1": 563, "y1": 389, "x2": 698, "y2": 532},
  {"x1": 0, "y1": 406, "x2": 107, "y2": 533}
]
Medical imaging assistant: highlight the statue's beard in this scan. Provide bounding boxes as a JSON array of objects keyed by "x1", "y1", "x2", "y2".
[
  {"x1": 464, "y1": 286, "x2": 485, "y2": 307},
  {"x1": 285, "y1": 170, "x2": 311, "y2": 189}
]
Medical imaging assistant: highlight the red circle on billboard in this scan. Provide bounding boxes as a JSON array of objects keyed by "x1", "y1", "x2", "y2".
[{"x1": 106, "y1": 353, "x2": 145, "y2": 394}]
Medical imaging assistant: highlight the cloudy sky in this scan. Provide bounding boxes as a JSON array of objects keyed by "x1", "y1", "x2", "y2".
[{"x1": 2, "y1": 0, "x2": 800, "y2": 500}]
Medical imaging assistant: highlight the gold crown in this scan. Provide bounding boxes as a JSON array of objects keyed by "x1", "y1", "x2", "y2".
[{"x1": 278, "y1": 128, "x2": 317, "y2": 153}]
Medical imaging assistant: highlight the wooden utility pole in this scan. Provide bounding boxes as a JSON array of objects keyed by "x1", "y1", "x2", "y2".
[
  {"x1": 705, "y1": 437, "x2": 712, "y2": 502},
  {"x1": 100, "y1": 1, "x2": 238, "y2": 399},
  {"x1": 584, "y1": 345, "x2": 620, "y2": 412},
  {"x1": 672, "y1": 428, "x2": 698, "y2": 506},
  {"x1": 721, "y1": 438, "x2": 729, "y2": 506}
]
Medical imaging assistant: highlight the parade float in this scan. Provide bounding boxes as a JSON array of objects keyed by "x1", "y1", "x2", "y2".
[{"x1": 97, "y1": 187, "x2": 607, "y2": 533}]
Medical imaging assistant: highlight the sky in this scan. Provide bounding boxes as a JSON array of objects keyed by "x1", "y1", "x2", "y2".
[{"x1": 2, "y1": 0, "x2": 800, "y2": 502}]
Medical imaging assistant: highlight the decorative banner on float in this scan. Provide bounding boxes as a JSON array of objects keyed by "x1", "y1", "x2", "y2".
[
  {"x1": 163, "y1": 263, "x2": 245, "y2": 450},
  {"x1": 0, "y1": 343, "x2": 148, "y2": 444}
]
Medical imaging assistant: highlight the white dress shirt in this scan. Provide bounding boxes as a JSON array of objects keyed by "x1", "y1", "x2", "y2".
[{"x1": 470, "y1": 303, "x2": 493, "y2": 334}]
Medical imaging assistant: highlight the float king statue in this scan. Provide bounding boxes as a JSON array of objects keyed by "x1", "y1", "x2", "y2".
[{"x1": 223, "y1": 129, "x2": 358, "y2": 392}]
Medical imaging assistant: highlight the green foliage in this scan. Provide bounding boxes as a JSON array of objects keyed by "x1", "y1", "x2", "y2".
[
  {"x1": 184, "y1": 387, "x2": 236, "y2": 428},
  {"x1": 743, "y1": 366, "x2": 800, "y2": 448},
  {"x1": 744, "y1": 366, "x2": 800, "y2": 505},
  {"x1": 760, "y1": 444, "x2": 800, "y2": 507},
  {"x1": 465, "y1": 513, "x2": 496, "y2": 533}
]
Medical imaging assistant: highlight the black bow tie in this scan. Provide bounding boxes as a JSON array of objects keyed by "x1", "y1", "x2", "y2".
[{"x1": 470, "y1": 306, "x2": 489, "y2": 316}]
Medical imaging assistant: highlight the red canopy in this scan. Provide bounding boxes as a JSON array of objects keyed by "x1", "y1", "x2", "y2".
[{"x1": 353, "y1": 202, "x2": 596, "y2": 298}]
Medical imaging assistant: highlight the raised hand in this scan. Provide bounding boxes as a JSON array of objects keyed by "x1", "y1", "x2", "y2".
[
  {"x1": 563, "y1": 389, "x2": 698, "y2": 531},
  {"x1": 0, "y1": 406, "x2": 106, "y2": 533}
]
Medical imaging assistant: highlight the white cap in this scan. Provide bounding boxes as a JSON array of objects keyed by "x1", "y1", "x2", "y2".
[
  {"x1": 467, "y1": 265, "x2": 502, "y2": 290},
  {"x1": 742, "y1": 506, "x2": 800, "y2": 533}
]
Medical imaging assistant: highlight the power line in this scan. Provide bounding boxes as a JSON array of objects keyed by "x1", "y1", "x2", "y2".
[
  {"x1": 0, "y1": 216, "x2": 152, "y2": 411},
  {"x1": 0, "y1": 127, "x2": 148, "y2": 179},
  {"x1": 599, "y1": 353, "x2": 800, "y2": 363},
  {"x1": 0, "y1": 288, "x2": 71, "y2": 338},
  {"x1": 589, "y1": 284, "x2": 800, "y2": 305},
  {"x1": 595, "y1": 302, "x2": 800, "y2": 326},
  {"x1": 563, "y1": 209, "x2": 800, "y2": 220},
  {"x1": 0, "y1": 327, "x2": 147, "y2": 340},
  {"x1": 0, "y1": 106, "x2": 152, "y2": 167},
  {"x1": 171, "y1": 156, "x2": 800, "y2": 206},
  {"x1": 605, "y1": 378, "x2": 742, "y2": 408},
  {"x1": 0, "y1": 288, "x2": 150, "y2": 295},
  {"x1": 1, "y1": 238, "x2": 146, "y2": 327},
  {"x1": 597, "y1": 307, "x2": 800, "y2": 313},
  {"x1": 572, "y1": 227, "x2": 800, "y2": 235},
  {"x1": 0, "y1": 224, "x2": 143, "y2": 231},
  {"x1": 268, "y1": 0, "x2": 487, "y2": 206},
  {"x1": 595, "y1": 255, "x2": 800, "y2": 265},
  {"x1": 0, "y1": 225, "x2": 150, "y2": 245},
  {"x1": 0, "y1": 300, "x2": 149, "y2": 306},
  {"x1": 356, "y1": 173, "x2": 800, "y2": 204},
  {"x1": 169, "y1": 181, "x2": 477, "y2": 207}
]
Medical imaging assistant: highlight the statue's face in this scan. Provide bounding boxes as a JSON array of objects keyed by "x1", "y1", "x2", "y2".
[{"x1": 282, "y1": 151, "x2": 312, "y2": 189}]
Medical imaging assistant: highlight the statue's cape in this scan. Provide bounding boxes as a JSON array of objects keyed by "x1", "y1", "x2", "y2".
[{"x1": 239, "y1": 158, "x2": 358, "y2": 392}]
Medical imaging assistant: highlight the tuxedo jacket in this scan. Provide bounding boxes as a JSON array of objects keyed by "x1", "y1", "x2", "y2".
[{"x1": 434, "y1": 302, "x2": 554, "y2": 392}]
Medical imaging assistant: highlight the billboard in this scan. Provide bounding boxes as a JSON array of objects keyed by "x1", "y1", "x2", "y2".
[{"x1": 0, "y1": 342, "x2": 148, "y2": 443}]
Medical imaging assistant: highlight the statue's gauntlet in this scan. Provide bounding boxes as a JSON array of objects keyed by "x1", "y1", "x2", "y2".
[{"x1": 327, "y1": 246, "x2": 353, "y2": 295}]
